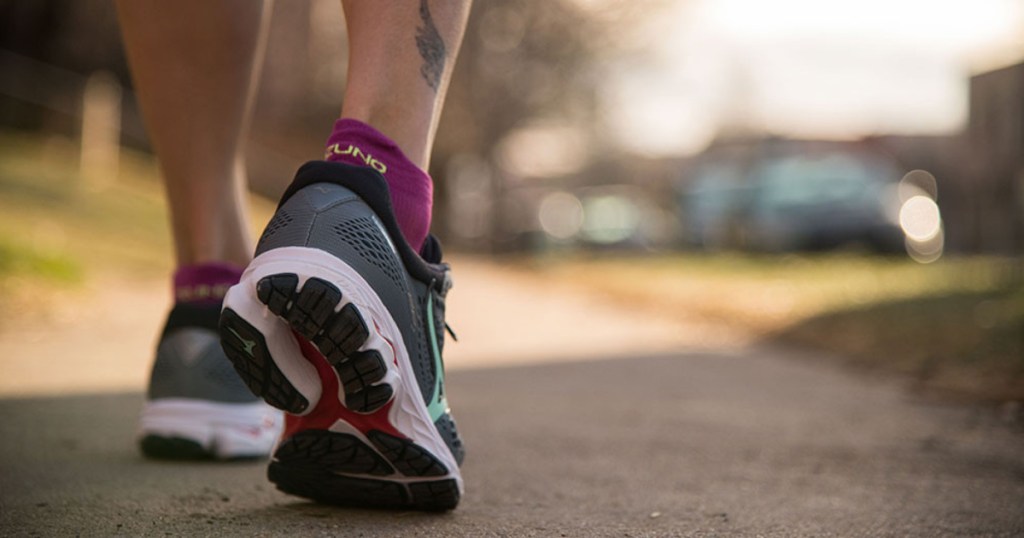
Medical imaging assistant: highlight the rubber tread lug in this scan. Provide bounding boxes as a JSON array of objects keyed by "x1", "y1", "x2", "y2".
[
  {"x1": 257, "y1": 273, "x2": 299, "y2": 315},
  {"x1": 273, "y1": 430, "x2": 393, "y2": 476},
  {"x1": 286, "y1": 277, "x2": 343, "y2": 340},
  {"x1": 345, "y1": 384, "x2": 394, "y2": 414},
  {"x1": 367, "y1": 430, "x2": 448, "y2": 477},
  {"x1": 268, "y1": 463, "x2": 459, "y2": 511},
  {"x1": 219, "y1": 308, "x2": 309, "y2": 414},
  {"x1": 333, "y1": 350, "x2": 387, "y2": 395}
]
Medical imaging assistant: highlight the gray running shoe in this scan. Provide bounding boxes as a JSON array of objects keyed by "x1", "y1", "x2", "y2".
[
  {"x1": 219, "y1": 161, "x2": 465, "y2": 511},
  {"x1": 138, "y1": 303, "x2": 282, "y2": 460}
]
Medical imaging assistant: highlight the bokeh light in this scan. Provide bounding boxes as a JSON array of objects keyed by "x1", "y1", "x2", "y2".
[{"x1": 538, "y1": 191, "x2": 584, "y2": 240}]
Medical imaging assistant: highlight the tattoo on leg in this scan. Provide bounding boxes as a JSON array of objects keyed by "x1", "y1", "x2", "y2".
[{"x1": 415, "y1": 0, "x2": 446, "y2": 92}]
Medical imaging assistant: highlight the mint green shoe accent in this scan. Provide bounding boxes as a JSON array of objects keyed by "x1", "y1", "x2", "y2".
[{"x1": 425, "y1": 292, "x2": 449, "y2": 422}]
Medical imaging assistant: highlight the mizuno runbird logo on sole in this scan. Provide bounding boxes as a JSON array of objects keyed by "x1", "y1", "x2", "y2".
[{"x1": 227, "y1": 327, "x2": 257, "y2": 357}]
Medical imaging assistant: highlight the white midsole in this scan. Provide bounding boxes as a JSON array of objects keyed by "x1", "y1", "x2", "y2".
[
  {"x1": 138, "y1": 399, "x2": 282, "y2": 458},
  {"x1": 224, "y1": 246, "x2": 462, "y2": 491}
]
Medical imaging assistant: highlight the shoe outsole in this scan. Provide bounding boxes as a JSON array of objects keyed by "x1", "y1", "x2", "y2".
[
  {"x1": 139, "y1": 435, "x2": 213, "y2": 460},
  {"x1": 268, "y1": 429, "x2": 460, "y2": 511},
  {"x1": 139, "y1": 435, "x2": 265, "y2": 461},
  {"x1": 219, "y1": 309, "x2": 311, "y2": 415},
  {"x1": 219, "y1": 267, "x2": 460, "y2": 511},
  {"x1": 221, "y1": 273, "x2": 392, "y2": 415}
]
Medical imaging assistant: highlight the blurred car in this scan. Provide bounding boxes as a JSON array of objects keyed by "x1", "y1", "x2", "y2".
[{"x1": 680, "y1": 148, "x2": 906, "y2": 253}]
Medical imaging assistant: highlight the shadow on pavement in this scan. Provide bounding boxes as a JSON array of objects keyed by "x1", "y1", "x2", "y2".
[{"x1": 2, "y1": 351, "x2": 1023, "y2": 536}]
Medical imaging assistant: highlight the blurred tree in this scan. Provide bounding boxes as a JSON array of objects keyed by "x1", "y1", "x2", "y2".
[
  {"x1": 0, "y1": 0, "x2": 675, "y2": 252},
  {"x1": 432, "y1": 0, "x2": 666, "y2": 249},
  {"x1": 0, "y1": 0, "x2": 128, "y2": 134}
]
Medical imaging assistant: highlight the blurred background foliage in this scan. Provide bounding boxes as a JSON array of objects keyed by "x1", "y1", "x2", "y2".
[{"x1": 0, "y1": 0, "x2": 1021, "y2": 400}]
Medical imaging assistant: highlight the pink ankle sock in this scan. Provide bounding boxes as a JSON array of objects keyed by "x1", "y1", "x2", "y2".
[
  {"x1": 173, "y1": 262, "x2": 244, "y2": 306},
  {"x1": 323, "y1": 118, "x2": 432, "y2": 251}
]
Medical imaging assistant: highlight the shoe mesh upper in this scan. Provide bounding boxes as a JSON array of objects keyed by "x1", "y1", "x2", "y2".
[
  {"x1": 149, "y1": 324, "x2": 259, "y2": 403},
  {"x1": 259, "y1": 210, "x2": 294, "y2": 242},
  {"x1": 331, "y1": 217, "x2": 406, "y2": 291}
]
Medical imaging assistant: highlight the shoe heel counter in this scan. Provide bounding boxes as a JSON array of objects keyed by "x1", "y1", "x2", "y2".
[
  {"x1": 149, "y1": 328, "x2": 259, "y2": 403},
  {"x1": 256, "y1": 183, "x2": 400, "y2": 273},
  {"x1": 255, "y1": 183, "x2": 357, "y2": 256},
  {"x1": 257, "y1": 182, "x2": 415, "y2": 326},
  {"x1": 254, "y1": 182, "x2": 438, "y2": 408}
]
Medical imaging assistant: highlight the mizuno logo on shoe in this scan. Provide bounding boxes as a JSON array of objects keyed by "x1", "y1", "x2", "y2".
[
  {"x1": 324, "y1": 143, "x2": 388, "y2": 174},
  {"x1": 227, "y1": 327, "x2": 257, "y2": 357}
]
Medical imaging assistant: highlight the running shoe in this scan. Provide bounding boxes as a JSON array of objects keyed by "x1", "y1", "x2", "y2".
[
  {"x1": 139, "y1": 302, "x2": 282, "y2": 460},
  {"x1": 219, "y1": 161, "x2": 466, "y2": 511}
]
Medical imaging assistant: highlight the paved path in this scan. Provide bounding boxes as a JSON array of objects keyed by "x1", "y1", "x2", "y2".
[{"x1": 1, "y1": 260, "x2": 1021, "y2": 536}]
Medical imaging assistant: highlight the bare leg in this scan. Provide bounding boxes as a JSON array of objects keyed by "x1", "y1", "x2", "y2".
[
  {"x1": 116, "y1": 0, "x2": 271, "y2": 267},
  {"x1": 211, "y1": 0, "x2": 475, "y2": 503},
  {"x1": 340, "y1": 0, "x2": 471, "y2": 170}
]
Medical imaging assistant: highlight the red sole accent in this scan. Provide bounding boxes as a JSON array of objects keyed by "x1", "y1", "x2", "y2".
[
  {"x1": 282, "y1": 330, "x2": 404, "y2": 440},
  {"x1": 374, "y1": 320, "x2": 400, "y2": 367}
]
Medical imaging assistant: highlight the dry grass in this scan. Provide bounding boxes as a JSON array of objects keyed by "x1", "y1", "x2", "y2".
[
  {"x1": 0, "y1": 131, "x2": 275, "y2": 326},
  {"x1": 513, "y1": 252, "x2": 1024, "y2": 401}
]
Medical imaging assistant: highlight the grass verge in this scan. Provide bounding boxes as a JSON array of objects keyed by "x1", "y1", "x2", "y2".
[
  {"x1": 0, "y1": 130, "x2": 275, "y2": 326},
  {"x1": 516, "y1": 252, "x2": 1023, "y2": 401}
]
